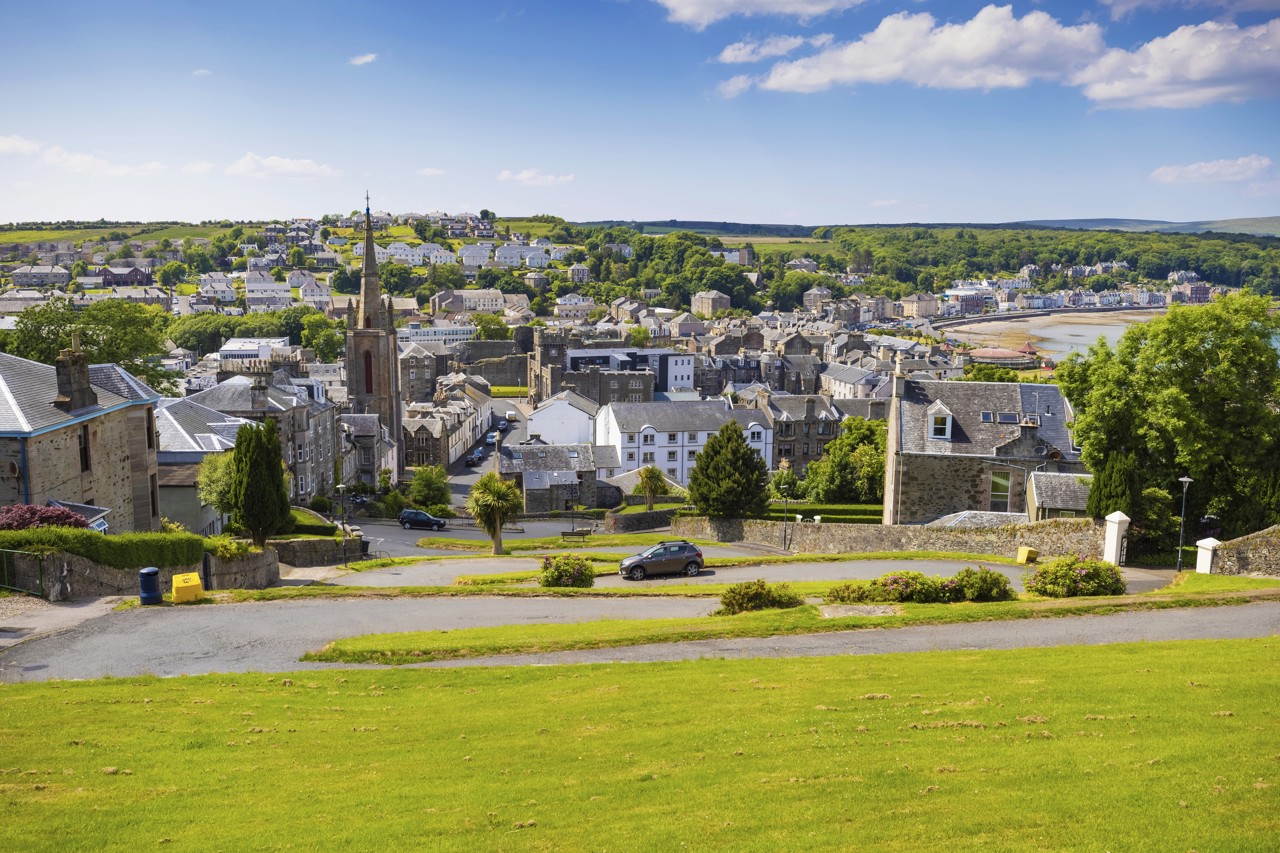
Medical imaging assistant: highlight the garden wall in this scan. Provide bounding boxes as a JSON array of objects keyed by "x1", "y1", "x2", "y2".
[
  {"x1": 672, "y1": 516, "x2": 1103, "y2": 559},
  {"x1": 29, "y1": 549, "x2": 278, "y2": 600},
  {"x1": 606, "y1": 508, "x2": 678, "y2": 533},
  {"x1": 1206, "y1": 524, "x2": 1280, "y2": 576},
  {"x1": 269, "y1": 537, "x2": 364, "y2": 568}
]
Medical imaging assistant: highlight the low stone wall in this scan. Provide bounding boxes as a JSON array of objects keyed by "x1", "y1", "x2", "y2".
[
  {"x1": 672, "y1": 516, "x2": 1103, "y2": 559},
  {"x1": 269, "y1": 537, "x2": 364, "y2": 568},
  {"x1": 1207, "y1": 524, "x2": 1280, "y2": 576},
  {"x1": 208, "y1": 550, "x2": 279, "y2": 589},
  {"x1": 29, "y1": 548, "x2": 281, "y2": 600},
  {"x1": 606, "y1": 508, "x2": 678, "y2": 533}
]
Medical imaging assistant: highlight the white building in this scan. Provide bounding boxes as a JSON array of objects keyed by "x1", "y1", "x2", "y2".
[
  {"x1": 594, "y1": 400, "x2": 772, "y2": 485},
  {"x1": 526, "y1": 390, "x2": 599, "y2": 445},
  {"x1": 396, "y1": 320, "x2": 478, "y2": 346},
  {"x1": 218, "y1": 337, "x2": 291, "y2": 361},
  {"x1": 553, "y1": 293, "x2": 596, "y2": 320}
]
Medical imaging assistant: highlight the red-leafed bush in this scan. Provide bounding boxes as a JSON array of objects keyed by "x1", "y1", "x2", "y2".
[{"x1": 0, "y1": 504, "x2": 90, "y2": 530}]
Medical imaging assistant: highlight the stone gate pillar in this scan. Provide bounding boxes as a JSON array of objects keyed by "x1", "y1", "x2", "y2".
[
  {"x1": 1195, "y1": 537, "x2": 1220, "y2": 574},
  {"x1": 1103, "y1": 511, "x2": 1130, "y2": 566}
]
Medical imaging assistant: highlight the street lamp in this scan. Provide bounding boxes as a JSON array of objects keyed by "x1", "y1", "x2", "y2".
[
  {"x1": 1176, "y1": 476, "x2": 1193, "y2": 572},
  {"x1": 335, "y1": 484, "x2": 348, "y2": 566},
  {"x1": 778, "y1": 458, "x2": 791, "y2": 551}
]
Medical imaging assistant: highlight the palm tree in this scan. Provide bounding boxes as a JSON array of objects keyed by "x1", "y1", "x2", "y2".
[
  {"x1": 634, "y1": 465, "x2": 670, "y2": 512},
  {"x1": 465, "y1": 472, "x2": 523, "y2": 555}
]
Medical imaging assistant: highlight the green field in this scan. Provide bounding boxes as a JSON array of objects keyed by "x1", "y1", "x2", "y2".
[
  {"x1": 0, "y1": 223, "x2": 238, "y2": 244},
  {"x1": 487, "y1": 385, "x2": 527, "y2": 398},
  {"x1": 2, "y1": 637, "x2": 1275, "y2": 851}
]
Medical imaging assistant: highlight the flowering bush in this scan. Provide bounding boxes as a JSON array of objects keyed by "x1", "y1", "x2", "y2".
[
  {"x1": 0, "y1": 504, "x2": 90, "y2": 530},
  {"x1": 826, "y1": 567, "x2": 1014, "y2": 604},
  {"x1": 715, "y1": 579, "x2": 804, "y2": 615},
  {"x1": 538, "y1": 554, "x2": 596, "y2": 588},
  {"x1": 1023, "y1": 555, "x2": 1126, "y2": 598},
  {"x1": 953, "y1": 567, "x2": 1016, "y2": 602}
]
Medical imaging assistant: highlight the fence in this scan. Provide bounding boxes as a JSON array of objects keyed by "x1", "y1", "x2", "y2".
[{"x1": 0, "y1": 549, "x2": 42, "y2": 597}]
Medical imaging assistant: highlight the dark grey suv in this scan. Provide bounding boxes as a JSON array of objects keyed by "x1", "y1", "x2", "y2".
[{"x1": 618, "y1": 540, "x2": 704, "y2": 580}]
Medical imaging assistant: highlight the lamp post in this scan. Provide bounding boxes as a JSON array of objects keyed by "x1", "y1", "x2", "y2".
[
  {"x1": 778, "y1": 458, "x2": 792, "y2": 551},
  {"x1": 335, "y1": 484, "x2": 348, "y2": 567},
  {"x1": 1176, "y1": 476, "x2": 1193, "y2": 573}
]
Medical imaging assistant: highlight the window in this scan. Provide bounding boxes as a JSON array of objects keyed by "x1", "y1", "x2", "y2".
[
  {"x1": 667, "y1": 468, "x2": 678, "y2": 477},
  {"x1": 1060, "y1": 510, "x2": 1077, "y2": 518},
  {"x1": 145, "y1": 408, "x2": 155, "y2": 449},
  {"x1": 818, "y1": 422, "x2": 831, "y2": 435},
  {"x1": 642, "y1": 452, "x2": 654, "y2": 463},
  {"x1": 409, "y1": 369, "x2": 416, "y2": 379},
  {"x1": 687, "y1": 450, "x2": 696, "y2": 460},
  {"x1": 997, "y1": 412, "x2": 1019, "y2": 425},
  {"x1": 567, "y1": 450, "x2": 578, "y2": 458},
  {"x1": 803, "y1": 423, "x2": 811, "y2": 436},
  {"x1": 803, "y1": 443, "x2": 809, "y2": 456},
  {"x1": 627, "y1": 433, "x2": 635, "y2": 443},
  {"x1": 990, "y1": 472, "x2": 1011, "y2": 512},
  {"x1": 750, "y1": 430, "x2": 762, "y2": 442},
  {"x1": 667, "y1": 433, "x2": 677, "y2": 443},
  {"x1": 512, "y1": 451, "x2": 522, "y2": 460},
  {"x1": 626, "y1": 451, "x2": 635, "y2": 461},
  {"x1": 980, "y1": 411, "x2": 994, "y2": 423},
  {"x1": 642, "y1": 433, "x2": 654, "y2": 445},
  {"x1": 780, "y1": 444, "x2": 793, "y2": 457},
  {"x1": 149, "y1": 473, "x2": 158, "y2": 519},
  {"x1": 79, "y1": 424, "x2": 91, "y2": 472},
  {"x1": 687, "y1": 431, "x2": 697, "y2": 441},
  {"x1": 667, "y1": 451, "x2": 677, "y2": 462},
  {"x1": 931, "y1": 414, "x2": 951, "y2": 440},
  {"x1": 610, "y1": 380, "x2": 619, "y2": 389}
]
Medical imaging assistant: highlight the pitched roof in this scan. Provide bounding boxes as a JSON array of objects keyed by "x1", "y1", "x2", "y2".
[
  {"x1": 1030, "y1": 472, "x2": 1092, "y2": 511},
  {"x1": 534, "y1": 389, "x2": 600, "y2": 417},
  {"x1": 186, "y1": 375, "x2": 302, "y2": 414},
  {"x1": 896, "y1": 379, "x2": 1077, "y2": 460},
  {"x1": 0, "y1": 352, "x2": 137, "y2": 433},
  {"x1": 156, "y1": 397, "x2": 250, "y2": 452},
  {"x1": 500, "y1": 443, "x2": 608, "y2": 474},
  {"x1": 604, "y1": 400, "x2": 768, "y2": 433}
]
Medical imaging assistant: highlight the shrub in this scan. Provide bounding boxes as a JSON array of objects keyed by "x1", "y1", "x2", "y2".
[
  {"x1": 0, "y1": 528, "x2": 204, "y2": 569},
  {"x1": 875, "y1": 570, "x2": 961, "y2": 604},
  {"x1": 538, "y1": 554, "x2": 595, "y2": 588},
  {"x1": 715, "y1": 579, "x2": 804, "y2": 615},
  {"x1": 203, "y1": 534, "x2": 253, "y2": 560},
  {"x1": 1024, "y1": 555, "x2": 1126, "y2": 598},
  {"x1": 160, "y1": 517, "x2": 188, "y2": 533},
  {"x1": 309, "y1": 495, "x2": 332, "y2": 514},
  {"x1": 427, "y1": 504, "x2": 457, "y2": 519},
  {"x1": 825, "y1": 581, "x2": 885, "y2": 604},
  {"x1": 291, "y1": 520, "x2": 339, "y2": 536},
  {"x1": 953, "y1": 566, "x2": 1016, "y2": 602},
  {"x1": 364, "y1": 501, "x2": 386, "y2": 518},
  {"x1": 0, "y1": 504, "x2": 90, "y2": 530}
]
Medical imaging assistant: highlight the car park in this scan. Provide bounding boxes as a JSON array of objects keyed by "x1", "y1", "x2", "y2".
[
  {"x1": 618, "y1": 540, "x2": 703, "y2": 581},
  {"x1": 397, "y1": 509, "x2": 447, "y2": 531}
]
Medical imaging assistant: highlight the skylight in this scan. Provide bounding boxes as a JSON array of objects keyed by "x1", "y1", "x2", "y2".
[{"x1": 996, "y1": 412, "x2": 1019, "y2": 424}]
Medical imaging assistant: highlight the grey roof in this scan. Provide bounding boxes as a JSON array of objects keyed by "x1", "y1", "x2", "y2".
[
  {"x1": 0, "y1": 352, "x2": 132, "y2": 433},
  {"x1": 186, "y1": 375, "x2": 302, "y2": 414},
  {"x1": 340, "y1": 414, "x2": 383, "y2": 436},
  {"x1": 606, "y1": 400, "x2": 768, "y2": 433},
  {"x1": 88, "y1": 364, "x2": 159, "y2": 402},
  {"x1": 156, "y1": 397, "x2": 250, "y2": 452},
  {"x1": 769, "y1": 395, "x2": 840, "y2": 422},
  {"x1": 1030, "y1": 472, "x2": 1092, "y2": 511},
  {"x1": 501, "y1": 443, "x2": 610, "y2": 474},
  {"x1": 896, "y1": 379, "x2": 1077, "y2": 461},
  {"x1": 603, "y1": 467, "x2": 684, "y2": 493},
  {"x1": 926, "y1": 510, "x2": 1027, "y2": 528},
  {"x1": 534, "y1": 389, "x2": 599, "y2": 417}
]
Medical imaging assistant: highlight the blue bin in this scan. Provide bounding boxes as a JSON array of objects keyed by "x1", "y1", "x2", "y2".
[{"x1": 138, "y1": 566, "x2": 162, "y2": 605}]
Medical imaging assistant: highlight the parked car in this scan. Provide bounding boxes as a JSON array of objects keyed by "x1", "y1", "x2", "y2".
[
  {"x1": 485, "y1": 432, "x2": 498, "y2": 445},
  {"x1": 618, "y1": 540, "x2": 703, "y2": 581},
  {"x1": 397, "y1": 509, "x2": 447, "y2": 531},
  {"x1": 464, "y1": 449, "x2": 486, "y2": 467},
  {"x1": 496, "y1": 419, "x2": 508, "y2": 432}
]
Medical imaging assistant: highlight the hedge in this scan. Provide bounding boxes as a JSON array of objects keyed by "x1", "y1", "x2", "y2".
[
  {"x1": 0, "y1": 527, "x2": 206, "y2": 569},
  {"x1": 292, "y1": 521, "x2": 339, "y2": 536}
]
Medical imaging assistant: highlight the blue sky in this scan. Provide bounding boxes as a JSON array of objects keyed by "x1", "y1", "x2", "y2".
[{"x1": 1, "y1": 0, "x2": 1277, "y2": 225}]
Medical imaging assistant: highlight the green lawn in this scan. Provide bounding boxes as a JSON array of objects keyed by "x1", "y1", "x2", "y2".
[
  {"x1": 765, "y1": 502, "x2": 883, "y2": 523},
  {"x1": 416, "y1": 532, "x2": 720, "y2": 553},
  {"x1": 2, "y1": 638, "x2": 1276, "y2": 851},
  {"x1": 616, "y1": 501, "x2": 684, "y2": 514},
  {"x1": 487, "y1": 385, "x2": 527, "y2": 398}
]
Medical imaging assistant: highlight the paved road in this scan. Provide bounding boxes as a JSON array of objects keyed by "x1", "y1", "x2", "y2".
[{"x1": 2, "y1": 594, "x2": 1274, "y2": 682}]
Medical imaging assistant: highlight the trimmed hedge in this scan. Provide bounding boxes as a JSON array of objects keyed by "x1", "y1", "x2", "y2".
[
  {"x1": 0, "y1": 527, "x2": 205, "y2": 569},
  {"x1": 292, "y1": 521, "x2": 339, "y2": 536}
]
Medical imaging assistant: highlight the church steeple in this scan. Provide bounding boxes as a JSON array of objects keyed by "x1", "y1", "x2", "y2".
[{"x1": 359, "y1": 192, "x2": 383, "y2": 330}]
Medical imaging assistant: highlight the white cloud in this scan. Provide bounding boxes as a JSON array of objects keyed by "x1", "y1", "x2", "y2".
[
  {"x1": 192, "y1": 68, "x2": 212, "y2": 77},
  {"x1": 1073, "y1": 19, "x2": 1280, "y2": 108},
  {"x1": 497, "y1": 168, "x2": 574, "y2": 187},
  {"x1": 0, "y1": 134, "x2": 40, "y2": 156},
  {"x1": 653, "y1": 0, "x2": 865, "y2": 30},
  {"x1": 43, "y1": 146, "x2": 166, "y2": 177},
  {"x1": 182, "y1": 160, "x2": 214, "y2": 174},
  {"x1": 225, "y1": 152, "x2": 338, "y2": 178},
  {"x1": 1099, "y1": 0, "x2": 1280, "y2": 21},
  {"x1": 717, "y1": 74, "x2": 757, "y2": 98},
  {"x1": 754, "y1": 5, "x2": 1104, "y2": 94},
  {"x1": 348, "y1": 53, "x2": 378, "y2": 66},
  {"x1": 416, "y1": 166, "x2": 446, "y2": 177},
  {"x1": 1150, "y1": 154, "x2": 1272, "y2": 183},
  {"x1": 718, "y1": 33, "x2": 833, "y2": 63}
]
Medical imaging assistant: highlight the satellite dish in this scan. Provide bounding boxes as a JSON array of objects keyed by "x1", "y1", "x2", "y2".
[{"x1": 1034, "y1": 446, "x2": 1048, "y2": 456}]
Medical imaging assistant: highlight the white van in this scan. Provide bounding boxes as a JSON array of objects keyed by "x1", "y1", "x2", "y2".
[{"x1": 505, "y1": 409, "x2": 518, "y2": 421}]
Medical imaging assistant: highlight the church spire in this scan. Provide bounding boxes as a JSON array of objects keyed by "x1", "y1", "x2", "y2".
[{"x1": 358, "y1": 192, "x2": 383, "y2": 329}]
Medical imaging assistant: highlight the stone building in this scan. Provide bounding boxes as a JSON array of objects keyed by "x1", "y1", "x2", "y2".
[
  {"x1": 691, "y1": 290, "x2": 731, "y2": 317},
  {"x1": 740, "y1": 391, "x2": 843, "y2": 477},
  {"x1": 882, "y1": 376, "x2": 1084, "y2": 524},
  {"x1": 399, "y1": 342, "x2": 449, "y2": 404},
  {"x1": 0, "y1": 342, "x2": 160, "y2": 532}
]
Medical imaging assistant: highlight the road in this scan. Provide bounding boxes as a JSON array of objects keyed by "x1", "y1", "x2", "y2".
[{"x1": 1, "y1": 596, "x2": 1274, "y2": 682}]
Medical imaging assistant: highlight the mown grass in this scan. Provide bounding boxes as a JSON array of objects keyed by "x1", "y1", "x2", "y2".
[
  {"x1": 415, "y1": 533, "x2": 722, "y2": 553},
  {"x1": 5, "y1": 638, "x2": 1273, "y2": 851},
  {"x1": 306, "y1": 578, "x2": 1280, "y2": 664},
  {"x1": 1149, "y1": 571, "x2": 1280, "y2": 594},
  {"x1": 616, "y1": 501, "x2": 684, "y2": 514},
  {"x1": 487, "y1": 385, "x2": 527, "y2": 397}
]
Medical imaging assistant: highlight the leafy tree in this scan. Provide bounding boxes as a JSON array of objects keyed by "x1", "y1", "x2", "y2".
[
  {"x1": 379, "y1": 261, "x2": 413, "y2": 295},
  {"x1": 1086, "y1": 451, "x2": 1139, "y2": 519},
  {"x1": 157, "y1": 261, "x2": 188, "y2": 289},
  {"x1": 277, "y1": 305, "x2": 315, "y2": 346},
  {"x1": 1058, "y1": 293, "x2": 1280, "y2": 537},
  {"x1": 196, "y1": 451, "x2": 236, "y2": 516},
  {"x1": 802, "y1": 417, "x2": 887, "y2": 504},
  {"x1": 687, "y1": 421, "x2": 770, "y2": 518},
  {"x1": 473, "y1": 312, "x2": 511, "y2": 340},
  {"x1": 330, "y1": 266, "x2": 358, "y2": 294},
  {"x1": 408, "y1": 465, "x2": 450, "y2": 508},
  {"x1": 629, "y1": 325, "x2": 651, "y2": 348},
  {"x1": 301, "y1": 313, "x2": 343, "y2": 362},
  {"x1": 288, "y1": 246, "x2": 306, "y2": 268},
  {"x1": 229, "y1": 420, "x2": 293, "y2": 546},
  {"x1": 479, "y1": 209, "x2": 494, "y2": 221},
  {"x1": 464, "y1": 472, "x2": 523, "y2": 555},
  {"x1": 633, "y1": 465, "x2": 670, "y2": 511},
  {"x1": 768, "y1": 466, "x2": 804, "y2": 501},
  {"x1": 958, "y1": 363, "x2": 1020, "y2": 383},
  {"x1": 270, "y1": 266, "x2": 286, "y2": 282},
  {"x1": 70, "y1": 260, "x2": 89, "y2": 279}
]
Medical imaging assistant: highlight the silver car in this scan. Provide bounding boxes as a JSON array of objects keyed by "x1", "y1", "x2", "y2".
[{"x1": 618, "y1": 541, "x2": 704, "y2": 581}]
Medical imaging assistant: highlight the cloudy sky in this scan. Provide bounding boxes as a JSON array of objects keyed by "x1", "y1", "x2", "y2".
[{"x1": 1, "y1": 0, "x2": 1277, "y2": 225}]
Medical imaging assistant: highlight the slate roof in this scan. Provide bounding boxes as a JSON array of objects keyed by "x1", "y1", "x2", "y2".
[
  {"x1": 88, "y1": 364, "x2": 159, "y2": 402},
  {"x1": 186, "y1": 375, "x2": 302, "y2": 414},
  {"x1": 340, "y1": 414, "x2": 383, "y2": 437},
  {"x1": 926, "y1": 510, "x2": 1026, "y2": 528},
  {"x1": 605, "y1": 400, "x2": 768, "y2": 433},
  {"x1": 769, "y1": 395, "x2": 840, "y2": 422},
  {"x1": 896, "y1": 379, "x2": 1077, "y2": 460},
  {"x1": 500, "y1": 443, "x2": 610, "y2": 474},
  {"x1": 1030, "y1": 472, "x2": 1092, "y2": 511},
  {"x1": 0, "y1": 352, "x2": 135, "y2": 433},
  {"x1": 534, "y1": 390, "x2": 600, "y2": 417},
  {"x1": 156, "y1": 397, "x2": 250, "y2": 452}
]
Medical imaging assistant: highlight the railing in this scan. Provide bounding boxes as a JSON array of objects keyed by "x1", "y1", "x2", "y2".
[{"x1": 0, "y1": 549, "x2": 43, "y2": 597}]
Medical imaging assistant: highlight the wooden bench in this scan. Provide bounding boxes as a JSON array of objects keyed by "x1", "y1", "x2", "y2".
[{"x1": 560, "y1": 529, "x2": 591, "y2": 543}]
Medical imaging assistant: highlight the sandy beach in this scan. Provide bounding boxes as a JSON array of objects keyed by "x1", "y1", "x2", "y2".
[{"x1": 944, "y1": 309, "x2": 1166, "y2": 357}]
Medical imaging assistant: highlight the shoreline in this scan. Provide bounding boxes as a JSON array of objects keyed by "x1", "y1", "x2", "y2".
[{"x1": 943, "y1": 309, "x2": 1166, "y2": 357}]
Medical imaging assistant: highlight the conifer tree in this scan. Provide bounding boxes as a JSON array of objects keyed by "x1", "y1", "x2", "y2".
[
  {"x1": 687, "y1": 420, "x2": 769, "y2": 518},
  {"x1": 230, "y1": 419, "x2": 293, "y2": 546},
  {"x1": 1086, "y1": 451, "x2": 1139, "y2": 520}
]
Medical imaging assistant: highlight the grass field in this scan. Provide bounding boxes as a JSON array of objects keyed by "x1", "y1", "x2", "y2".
[
  {"x1": 0, "y1": 224, "x2": 236, "y2": 244},
  {"x1": 1, "y1": 637, "x2": 1275, "y2": 851},
  {"x1": 487, "y1": 385, "x2": 527, "y2": 397},
  {"x1": 616, "y1": 501, "x2": 684, "y2": 514}
]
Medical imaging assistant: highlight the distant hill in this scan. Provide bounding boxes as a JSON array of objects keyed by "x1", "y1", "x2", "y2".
[
  {"x1": 575, "y1": 220, "x2": 816, "y2": 238},
  {"x1": 1006, "y1": 216, "x2": 1280, "y2": 237}
]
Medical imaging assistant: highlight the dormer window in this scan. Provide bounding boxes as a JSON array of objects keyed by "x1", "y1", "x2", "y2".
[{"x1": 927, "y1": 401, "x2": 953, "y2": 440}]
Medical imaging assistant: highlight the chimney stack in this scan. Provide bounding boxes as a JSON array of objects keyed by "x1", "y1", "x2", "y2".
[
  {"x1": 250, "y1": 379, "x2": 268, "y2": 411},
  {"x1": 53, "y1": 332, "x2": 97, "y2": 413}
]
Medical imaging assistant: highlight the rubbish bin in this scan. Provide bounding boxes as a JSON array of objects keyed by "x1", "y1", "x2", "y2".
[
  {"x1": 359, "y1": 538, "x2": 371, "y2": 555},
  {"x1": 138, "y1": 567, "x2": 162, "y2": 605}
]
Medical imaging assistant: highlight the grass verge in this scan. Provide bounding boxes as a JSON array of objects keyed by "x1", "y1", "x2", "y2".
[{"x1": 5, "y1": 638, "x2": 1274, "y2": 851}]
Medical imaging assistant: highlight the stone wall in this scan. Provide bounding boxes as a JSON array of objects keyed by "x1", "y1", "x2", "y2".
[
  {"x1": 606, "y1": 508, "x2": 678, "y2": 533},
  {"x1": 28, "y1": 548, "x2": 280, "y2": 600},
  {"x1": 269, "y1": 536, "x2": 364, "y2": 568},
  {"x1": 208, "y1": 550, "x2": 279, "y2": 589},
  {"x1": 673, "y1": 516, "x2": 1103, "y2": 559},
  {"x1": 466, "y1": 354, "x2": 529, "y2": 388},
  {"x1": 1207, "y1": 524, "x2": 1280, "y2": 576}
]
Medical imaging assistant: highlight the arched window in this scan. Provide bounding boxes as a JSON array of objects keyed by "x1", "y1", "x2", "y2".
[
  {"x1": 364, "y1": 351, "x2": 374, "y2": 394},
  {"x1": 364, "y1": 314, "x2": 371, "y2": 329}
]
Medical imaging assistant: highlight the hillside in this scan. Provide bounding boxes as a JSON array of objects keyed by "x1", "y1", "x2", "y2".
[{"x1": 1009, "y1": 216, "x2": 1280, "y2": 237}]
